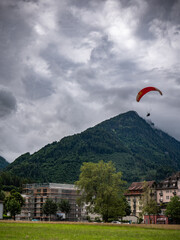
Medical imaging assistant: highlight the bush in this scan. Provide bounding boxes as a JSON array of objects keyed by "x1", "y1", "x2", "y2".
[
  {"x1": 94, "y1": 217, "x2": 101, "y2": 222},
  {"x1": 3, "y1": 214, "x2": 12, "y2": 220}
]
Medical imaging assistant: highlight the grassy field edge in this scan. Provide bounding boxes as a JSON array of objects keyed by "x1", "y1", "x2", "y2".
[{"x1": 0, "y1": 220, "x2": 180, "y2": 230}]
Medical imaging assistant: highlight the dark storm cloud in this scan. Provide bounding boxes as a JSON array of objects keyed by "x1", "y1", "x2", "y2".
[{"x1": 0, "y1": 89, "x2": 17, "y2": 117}]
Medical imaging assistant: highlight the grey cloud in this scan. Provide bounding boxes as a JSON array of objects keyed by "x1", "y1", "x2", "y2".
[
  {"x1": 40, "y1": 44, "x2": 80, "y2": 77},
  {"x1": 0, "y1": 89, "x2": 17, "y2": 117},
  {"x1": 90, "y1": 35, "x2": 114, "y2": 62},
  {"x1": 89, "y1": 86, "x2": 136, "y2": 106},
  {"x1": 129, "y1": 0, "x2": 180, "y2": 40},
  {"x1": 58, "y1": 8, "x2": 94, "y2": 38},
  {"x1": 176, "y1": 78, "x2": 180, "y2": 84},
  {"x1": 0, "y1": 0, "x2": 33, "y2": 84},
  {"x1": 23, "y1": 71, "x2": 55, "y2": 100},
  {"x1": 55, "y1": 94, "x2": 92, "y2": 130}
]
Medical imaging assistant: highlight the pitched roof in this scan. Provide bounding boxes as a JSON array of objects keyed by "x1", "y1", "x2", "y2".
[{"x1": 128, "y1": 181, "x2": 155, "y2": 191}]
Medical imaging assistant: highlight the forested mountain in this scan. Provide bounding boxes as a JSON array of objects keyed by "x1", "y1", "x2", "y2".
[
  {"x1": 4, "y1": 111, "x2": 180, "y2": 184},
  {"x1": 0, "y1": 156, "x2": 9, "y2": 171}
]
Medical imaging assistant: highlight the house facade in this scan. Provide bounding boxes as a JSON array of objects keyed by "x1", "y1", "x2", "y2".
[
  {"x1": 17, "y1": 183, "x2": 84, "y2": 221},
  {"x1": 124, "y1": 181, "x2": 156, "y2": 218},
  {"x1": 156, "y1": 171, "x2": 180, "y2": 205}
]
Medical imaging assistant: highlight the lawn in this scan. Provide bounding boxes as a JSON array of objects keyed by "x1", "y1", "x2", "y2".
[{"x1": 0, "y1": 222, "x2": 179, "y2": 240}]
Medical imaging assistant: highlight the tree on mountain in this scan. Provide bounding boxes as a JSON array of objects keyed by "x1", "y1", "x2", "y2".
[
  {"x1": 42, "y1": 199, "x2": 58, "y2": 221},
  {"x1": 165, "y1": 196, "x2": 180, "y2": 224},
  {"x1": 75, "y1": 160, "x2": 126, "y2": 222},
  {"x1": 58, "y1": 199, "x2": 71, "y2": 219}
]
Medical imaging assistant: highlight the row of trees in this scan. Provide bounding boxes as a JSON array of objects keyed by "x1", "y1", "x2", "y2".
[{"x1": 43, "y1": 199, "x2": 71, "y2": 221}]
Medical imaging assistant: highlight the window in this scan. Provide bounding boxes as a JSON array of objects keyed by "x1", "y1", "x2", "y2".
[
  {"x1": 166, "y1": 190, "x2": 169, "y2": 193},
  {"x1": 166, "y1": 196, "x2": 169, "y2": 200},
  {"x1": 37, "y1": 189, "x2": 41, "y2": 193},
  {"x1": 43, "y1": 189, "x2": 47, "y2": 193}
]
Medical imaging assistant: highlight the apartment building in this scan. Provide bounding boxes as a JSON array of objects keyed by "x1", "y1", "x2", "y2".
[
  {"x1": 156, "y1": 171, "x2": 180, "y2": 205},
  {"x1": 17, "y1": 183, "x2": 84, "y2": 221},
  {"x1": 125, "y1": 181, "x2": 156, "y2": 218}
]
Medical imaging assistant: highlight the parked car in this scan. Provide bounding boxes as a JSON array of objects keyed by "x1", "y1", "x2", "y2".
[{"x1": 111, "y1": 221, "x2": 121, "y2": 224}]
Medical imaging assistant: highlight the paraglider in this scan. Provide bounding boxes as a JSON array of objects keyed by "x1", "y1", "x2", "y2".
[
  {"x1": 136, "y1": 87, "x2": 162, "y2": 102},
  {"x1": 136, "y1": 87, "x2": 163, "y2": 117}
]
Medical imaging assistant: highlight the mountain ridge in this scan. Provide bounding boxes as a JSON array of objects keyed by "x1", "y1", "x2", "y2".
[
  {"x1": 4, "y1": 111, "x2": 180, "y2": 184},
  {"x1": 0, "y1": 156, "x2": 9, "y2": 171}
]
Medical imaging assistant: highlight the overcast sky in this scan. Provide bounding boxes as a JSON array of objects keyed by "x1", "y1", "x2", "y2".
[{"x1": 0, "y1": 0, "x2": 180, "y2": 163}]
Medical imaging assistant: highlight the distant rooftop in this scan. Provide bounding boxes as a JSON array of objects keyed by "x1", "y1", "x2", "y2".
[
  {"x1": 165, "y1": 171, "x2": 180, "y2": 181},
  {"x1": 128, "y1": 181, "x2": 155, "y2": 191},
  {"x1": 23, "y1": 183, "x2": 76, "y2": 189},
  {"x1": 156, "y1": 171, "x2": 180, "y2": 189}
]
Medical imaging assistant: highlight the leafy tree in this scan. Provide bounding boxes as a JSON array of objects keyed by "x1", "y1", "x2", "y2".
[
  {"x1": 4, "y1": 190, "x2": 25, "y2": 220},
  {"x1": 0, "y1": 190, "x2": 5, "y2": 201},
  {"x1": 9, "y1": 190, "x2": 25, "y2": 207},
  {"x1": 42, "y1": 199, "x2": 58, "y2": 221},
  {"x1": 75, "y1": 160, "x2": 126, "y2": 222},
  {"x1": 165, "y1": 196, "x2": 180, "y2": 224},
  {"x1": 124, "y1": 198, "x2": 131, "y2": 216},
  {"x1": 58, "y1": 199, "x2": 71, "y2": 218},
  {"x1": 6, "y1": 198, "x2": 21, "y2": 220},
  {"x1": 142, "y1": 182, "x2": 160, "y2": 223}
]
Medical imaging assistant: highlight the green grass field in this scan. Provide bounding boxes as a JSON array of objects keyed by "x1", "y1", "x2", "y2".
[{"x1": 0, "y1": 222, "x2": 179, "y2": 240}]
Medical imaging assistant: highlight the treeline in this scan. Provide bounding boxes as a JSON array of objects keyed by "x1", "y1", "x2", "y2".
[{"x1": 0, "y1": 172, "x2": 32, "y2": 192}]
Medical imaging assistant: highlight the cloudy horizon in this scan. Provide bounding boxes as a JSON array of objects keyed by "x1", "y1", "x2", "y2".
[{"x1": 0, "y1": 0, "x2": 180, "y2": 163}]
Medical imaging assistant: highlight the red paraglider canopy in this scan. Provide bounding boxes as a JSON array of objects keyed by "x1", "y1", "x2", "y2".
[{"x1": 136, "y1": 87, "x2": 162, "y2": 102}]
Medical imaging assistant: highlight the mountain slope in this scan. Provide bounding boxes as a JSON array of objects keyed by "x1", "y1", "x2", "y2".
[
  {"x1": 4, "y1": 111, "x2": 180, "y2": 183},
  {"x1": 0, "y1": 156, "x2": 9, "y2": 171}
]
